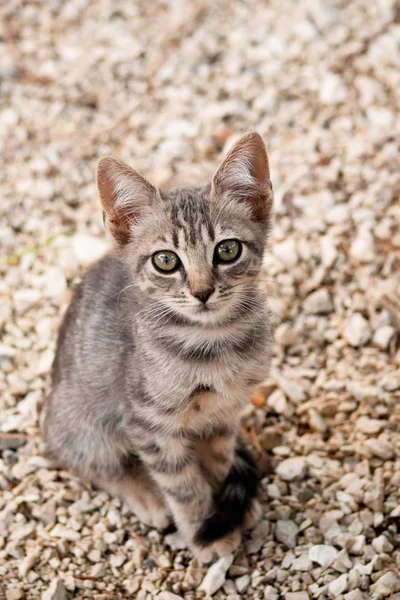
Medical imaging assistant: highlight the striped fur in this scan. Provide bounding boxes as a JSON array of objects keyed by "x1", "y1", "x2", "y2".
[{"x1": 42, "y1": 133, "x2": 274, "y2": 562}]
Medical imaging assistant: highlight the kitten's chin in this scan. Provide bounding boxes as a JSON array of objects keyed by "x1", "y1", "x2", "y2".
[{"x1": 176, "y1": 301, "x2": 235, "y2": 326}]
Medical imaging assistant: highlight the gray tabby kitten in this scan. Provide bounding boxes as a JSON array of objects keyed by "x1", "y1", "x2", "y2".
[{"x1": 42, "y1": 132, "x2": 274, "y2": 563}]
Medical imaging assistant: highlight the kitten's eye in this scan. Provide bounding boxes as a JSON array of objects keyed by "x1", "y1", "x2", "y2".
[
  {"x1": 152, "y1": 250, "x2": 181, "y2": 273},
  {"x1": 214, "y1": 239, "x2": 242, "y2": 264}
]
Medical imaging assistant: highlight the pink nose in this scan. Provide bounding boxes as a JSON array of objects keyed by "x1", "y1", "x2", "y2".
[{"x1": 192, "y1": 286, "x2": 215, "y2": 304}]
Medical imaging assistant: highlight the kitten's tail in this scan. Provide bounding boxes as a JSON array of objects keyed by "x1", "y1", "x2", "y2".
[{"x1": 194, "y1": 438, "x2": 260, "y2": 546}]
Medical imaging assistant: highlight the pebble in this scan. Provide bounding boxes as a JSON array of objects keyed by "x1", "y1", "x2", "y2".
[
  {"x1": 42, "y1": 580, "x2": 68, "y2": 600},
  {"x1": 291, "y1": 554, "x2": 312, "y2": 571},
  {"x1": 264, "y1": 586, "x2": 279, "y2": 600},
  {"x1": 329, "y1": 574, "x2": 349, "y2": 596},
  {"x1": 370, "y1": 572, "x2": 400, "y2": 596},
  {"x1": 319, "y1": 72, "x2": 348, "y2": 104},
  {"x1": 343, "y1": 314, "x2": 371, "y2": 347},
  {"x1": 198, "y1": 555, "x2": 234, "y2": 596},
  {"x1": 285, "y1": 593, "x2": 309, "y2": 600},
  {"x1": 309, "y1": 545, "x2": 338, "y2": 567},
  {"x1": 276, "y1": 456, "x2": 307, "y2": 481},
  {"x1": 274, "y1": 373, "x2": 307, "y2": 404},
  {"x1": 267, "y1": 389, "x2": 290, "y2": 416},
  {"x1": 275, "y1": 520, "x2": 299, "y2": 548},
  {"x1": 235, "y1": 574, "x2": 250, "y2": 593},
  {"x1": 156, "y1": 593, "x2": 184, "y2": 600},
  {"x1": 351, "y1": 230, "x2": 375, "y2": 263},
  {"x1": 72, "y1": 234, "x2": 108, "y2": 266},
  {"x1": 373, "y1": 325, "x2": 396, "y2": 350},
  {"x1": 303, "y1": 289, "x2": 333, "y2": 314},
  {"x1": 19, "y1": 549, "x2": 41, "y2": 578},
  {"x1": 372, "y1": 535, "x2": 393, "y2": 553},
  {"x1": 6, "y1": 591, "x2": 24, "y2": 600}
]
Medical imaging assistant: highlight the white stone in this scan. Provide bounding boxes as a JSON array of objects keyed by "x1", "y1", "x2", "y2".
[
  {"x1": 156, "y1": 593, "x2": 184, "y2": 600},
  {"x1": 72, "y1": 234, "x2": 108, "y2": 266},
  {"x1": 325, "y1": 204, "x2": 350, "y2": 224},
  {"x1": 42, "y1": 267, "x2": 67, "y2": 299},
  {"x1": 309, "y1": 545, "x2": 338, "y2": 567},
  {"x1": 349, "y1": 535, "x2": 365, "y2": 555},
  {"x1": 42, "y1": 580, "x2": 68, "y2": 600},
  {"x1": 285, "y1": 593, "x2": 309, "y2": 600},
  {"x1": 275, "y1": 520, "x2": 299, "y2": 548},
  {"x1": 49, "y1": 524, "x2": 80, "y2": 542},
  {"x1": 267, "y1": 389, "x2": 290, "y2": 416},
  {"x1": 292, "y1": 554, "x2": 312, "y2": 571},
  {"x1": 373, "y1": 325, "x2": 396, "y2": 350},
  {"x1": 235, "y1": 575, "x2": 250, "y2": 593},
  {"x1": 372, "y1": 534, "x2": 394, "y2": 553},
  {"x1": 91, "y1": 563, "x2": 106, "y2": 578},
  {"x1": 343, "y1": 591, "x2": 366, "y2": 600},
  {"x1": 320, "y1": 73, "x2": 348, "y2": 104},
  {"x1": 364, "y1": 437, "x2": 394, "y2": 460},
  {"x1": 6, "y1": 591, "x2": 24, "y2": 600},
  {"x1": 350, "y1": 230, "x2": 375, "y2": 263},
  {"x1": 308, "y1": 408, "x2": 327, "y2": 433},
  {"x1": 276, "y1": 456, "x2": 307, "y2": 481},
  {"x1": 370, "y1": 572, "x2": 400, "y2": 596},
  {"x1": 264, "y1": 586, "x2": 279, "y2": 600},
  {"x1": 19, "y1": 549, "x2": 41, "y2": 578},
  {"x1": 356, "y1": 417, "x2": 384, "y2": 434},
  {"x1": 274, "y1": 372, "x2": 307, "y2": 404},
  {"x1": 343, "y1": 314, "x2": 371, "y2": 347},
  {"x1": 303, "y1": 289, "x2": 333, "y2": 314},
  {"x1": 273, "y1": 239, "x2": 298, "y2": 267},
  {"x1": 198, "y1": 554, "x2": 234, "y2": 596},
  {"x1": 328, "y1": 574, "x2": 348, "y2": 597}
]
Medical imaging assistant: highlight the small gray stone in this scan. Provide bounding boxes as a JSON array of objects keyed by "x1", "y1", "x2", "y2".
[
  {"x1": 291, "y1": 554, "x2": 312, "y2": 571},
  {"x1": 373, "y1": 325, "x2": 396, "y2": 350},
  {"x1": 42, "y1": 580, "x2": 68, "y2": 600},
  {"x1": 309, "y1": 545, "x2": 338, "y2": 567},
  {"x1": 328, "y1": 574, "x2": 348, "y2": 596},
  {"x1": 275, "y1": 520, "x2": 299, "y2": 548},
  {"x1": 6, "y1": 591, "x2": 24, "y2": 600},
  {"x1": 343, "y1": 314, "x2": 371, "y2": 347},
  {"x1": 156, "y1": 593, "x2": 184, "y2": 600},
  {"x1": 276, "y1": 456, "x2": 307, "y2": 481},
  {"x1": 370, "y1": 572, "x2": 400, "y2": 596},
  {"x1": 198, "y1": 554, "x2": 234, "y2": 596},
  {"x1": 304, "y1": 289, "x2": 333, "y2": 314},
  {"x1": 235, "y1": 574, "x2": 250, "y2": 593},
  {"x1": 372, "y1": 535, "x2": 393, "y2": 553},
  {"x1": 264, "y1": 586, "x2": 279, "y2": 600}
]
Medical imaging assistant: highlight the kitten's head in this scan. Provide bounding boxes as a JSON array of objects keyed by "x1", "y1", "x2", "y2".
[{"x1": 97, "y1": 132, "x2": 273, "y2": 325}]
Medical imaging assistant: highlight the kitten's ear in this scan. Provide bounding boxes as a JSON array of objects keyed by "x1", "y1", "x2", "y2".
[
  {"x1": 97, "y1": 157, "x2": 157, "y2": 245},
  {"x1": 211, "y1": 132, "x2": 273, "y2": 221}
]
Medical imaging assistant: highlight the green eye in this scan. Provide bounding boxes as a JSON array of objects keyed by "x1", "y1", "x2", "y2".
[
  {"x1": 215, "y1": 239, "x2": 242, "y2": 263},
  {"x1": 152, "y1": 250, "x2": 180, "y2": 273}
]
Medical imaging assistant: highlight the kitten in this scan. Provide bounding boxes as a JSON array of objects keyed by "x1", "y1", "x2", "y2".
[{"x1": 42, "y1": 132, "x2": 274, "y2": 562}]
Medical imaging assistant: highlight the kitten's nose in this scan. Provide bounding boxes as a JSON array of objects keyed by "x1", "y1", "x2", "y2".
[{"x1": 192, "y1": 286, "x2": 215, "y2": 304}]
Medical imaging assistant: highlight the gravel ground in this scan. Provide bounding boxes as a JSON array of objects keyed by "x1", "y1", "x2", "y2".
[{"x1": 1, "y1": 0, "x2": 400, "y2": 598}]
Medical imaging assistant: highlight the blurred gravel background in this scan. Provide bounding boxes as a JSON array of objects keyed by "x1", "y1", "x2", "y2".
[{"x1": 1, "y1": 1, "x2": 400, "y2": 599}]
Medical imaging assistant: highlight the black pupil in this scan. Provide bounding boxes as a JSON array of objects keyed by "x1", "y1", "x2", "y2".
[{"x1": 222, "y1": 244, "x2": 233, "y2": 255}]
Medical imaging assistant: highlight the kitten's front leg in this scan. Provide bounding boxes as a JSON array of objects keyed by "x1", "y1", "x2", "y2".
[
  {"x1": 196, "y1": 428, "x2": 237, "y2": 489},
  {"x1": 138, "y1": 435, "x2": 241, "y2": 563},
  {"x1": 195, "y1": 435, "x2": 262, "y2": 544}
]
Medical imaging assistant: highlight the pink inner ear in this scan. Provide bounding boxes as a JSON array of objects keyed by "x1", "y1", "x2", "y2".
[
  {"x1": 212, "y1": 133, "x2": 273, "y2": 221},
  {"x1": 96, "y1": 157, "x2": 157, "y2": 245}
]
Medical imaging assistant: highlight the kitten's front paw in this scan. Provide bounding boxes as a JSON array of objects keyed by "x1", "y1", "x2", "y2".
[
  {"x1": 191, "y1": 528, "x2": 241, "y2": 564},
  {"x1": 131, "y1": 502, "x2": 172, "y2": 530}
]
